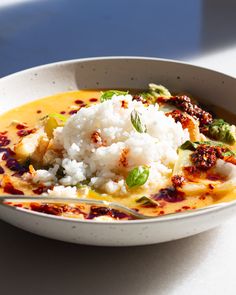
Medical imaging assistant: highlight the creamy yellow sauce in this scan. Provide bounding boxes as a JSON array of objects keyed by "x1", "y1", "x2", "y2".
[{"x1": 0, "y1": 90, "x2": 235, "y2": 218}]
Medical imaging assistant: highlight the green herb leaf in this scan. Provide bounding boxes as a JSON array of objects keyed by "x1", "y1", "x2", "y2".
[
  {"x1": 180, "y1": 140, "x2": 228, "y2": 151},
  {"x1": 130, "y1": 109, "x2": 147, "y2": 133},
  {"x1": 196, "y1": 140, "x2": 227, "y2": 147},
  {"x1": 139, "y1": 92, "x2": 156, "y2": 103},
  {"x1": 137, "y1": 84, "x2": 171, "y2": 104},
  {"x1": 126, "y1": 166, "x2": 149, "y2": 188},
  {"x1": 179, "y1": 140, "x2": 236, "y2": 157},
  {"x1": 100, "y1": 90, "x2": 128, "y2": 102},
  {"x1": 206, "y1": 119, "x2": 236, "y2": 144},
  {"x1": 136, "y1": 196, "x2": 158, "y2": 207},
  {"x1": 179, "y1": 140, "x2": 199, "y2": 151},
  {"x1": 222, "y1": 150, "x2": 236, "y2": 157},
  {"x1": 76, "y1": 179, "x2": 90, "y2": 188},
  {"x1": 148, "y1": 83, "x2": 171, "y2": 98}
]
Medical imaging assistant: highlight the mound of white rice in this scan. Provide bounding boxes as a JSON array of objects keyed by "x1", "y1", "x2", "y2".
[{"x1": 34, "y1": 94, "x2": 189, "y2": 195}]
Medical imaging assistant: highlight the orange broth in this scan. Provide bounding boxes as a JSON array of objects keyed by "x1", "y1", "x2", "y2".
[{"x1": 0, "y1": 90, "x2": 235, "y2": 219}]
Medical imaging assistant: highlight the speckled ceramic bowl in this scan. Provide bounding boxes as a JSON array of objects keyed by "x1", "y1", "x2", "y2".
[{"x1": 0, "y1": 57, "x2": 236, "y2": 246}]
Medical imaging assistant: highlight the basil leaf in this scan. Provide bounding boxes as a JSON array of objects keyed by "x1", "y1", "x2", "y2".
[
  {"x1": 76, "y1": 179, "x2": 90, "y2": 188},
  {"x1": 136, "y1": 196, "x2": 158, "y2": 206},
  {"x1": 138, "y1": 84, "x2": 171, "y2": 104},
  {"x1": 148, "y1": 83, "x2": 171, "y2": 98},
  {"x1": 180, "y1": 140, "x2": 228, "y2": 151},
  {"x1": 179, "y1": 140, "x2": 236, "y2": 157},
  {"x1": 206, "y1": 119, "x2": 236, "y2": 144},
  {"x1": 126, "y1": 166, "x2": 149, "y2": 188},
  {"x1": 195, "y1": 140, "x2": 226, "y2": 148},
  {"x1": 139, "y1": 92, "x2": 156, "y2": 103},
  {"x1": 131, "y1": 109, "x2": 147, "y2": 133},
  {"x1": 222, "y1": 150, "x2": 236, "y2": 157},
  {"x1": 180, "y1": 140, "x2": 199, "y2": 151},
  {"x1": 100, "y1": 90, "x2": 128, "y2": 102}
]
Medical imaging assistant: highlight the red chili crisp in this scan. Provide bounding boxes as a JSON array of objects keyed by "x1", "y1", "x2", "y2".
[
  {"x1": 75, "y1": 99, "x2": 84, "y2": 104},
  {"x1": 33, "y1": 186, "x2": 51, "y2": 195},
  {"x1": 152, "y1": 188, "x2": 185, "y2": 203},
  {"x1": 69, "y1": 110, "x2": 78, "y2": 115},
  {"x1": 89, "y1": 98, "x2": 98, "y2": 102},
  {"x1": 87, "y1": 206, "x2": 129, "y2": 220},
  {"x1": 17, "y1": 128, "x2": 36, "y2": 137},
  {"x1": 0, "y1": 135, "x2": 10, "y2": 147},
  {"x1": 3, "y1": 182, "x2": 24, "y2": 195},
  {"x1": 0, "y1": 131, "x2": 8, "y2": 135},
  {"x1": 0, "y1": 165, "x2": 4, "y2": 174},
  {"x1": 0, "y1": 147, "x2": 15, "y2": 160},
  {"x1": 16, "y1": 123, "x2": 28, "y2": 130}
]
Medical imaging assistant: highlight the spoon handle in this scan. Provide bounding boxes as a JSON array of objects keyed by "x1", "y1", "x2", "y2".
[{"x1": 0, "y1": 195, "x2": 149, "y2": 219}]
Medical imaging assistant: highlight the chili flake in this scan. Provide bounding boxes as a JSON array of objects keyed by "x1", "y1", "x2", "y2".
[
  {"x1": 0, "y1": 135, "x2": 10, "y2": 147},
  {"x1": 17, "y1": 128, "x2": 37, "y2": 137},
  {"x1": 166, "y1": 110, "x2": 191, "y2": 129},
  {"x1": 75, "y1": 99, "x2": 84, "y2": 104},
  {"x1": 158, "y1": 95, "x2": 213, "y2": 127},
  {"x1": 3, "y1": 182, "x2": 24, "y2": 195},
  {"x1": 191, "y1": 145, "x2": 223, "y2": 170},
  {"x1": 152, "y1": 187, "x2": 185, "y2": 203},
  {"x1": 121, "y1": 100, "x2": 128, "y2": 109},
  {"x1": 89, "y1": 98, "x2": 98, "y2": 102},
  {"x1": 119, "y1": 148, "x2": 129, "y2": 167},
  {"x1": 171, "y1": 175, "x2": 185, "y2": 188}
]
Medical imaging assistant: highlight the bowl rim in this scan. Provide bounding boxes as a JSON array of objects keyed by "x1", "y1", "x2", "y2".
[
  {"x1": 0, "y1": 56, "x2": 235, "y2": 225},
  {"x1": 1, "y1": 198, "x2": 236, "y2": 225},
  {"x1": 0, "y1": 56, "x2": 235, "y2": 83}
]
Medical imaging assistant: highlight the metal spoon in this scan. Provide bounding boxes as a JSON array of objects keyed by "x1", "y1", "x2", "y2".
[{"x1": 0, "y1": 195, "x2": 229, "y2": 220}]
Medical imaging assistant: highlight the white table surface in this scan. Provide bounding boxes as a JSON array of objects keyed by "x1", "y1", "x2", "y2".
[{"x1": 0, "y1": 1, "x2": 236, "y2": 294}]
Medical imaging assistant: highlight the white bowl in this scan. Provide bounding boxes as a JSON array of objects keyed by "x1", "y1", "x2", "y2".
[{"x1": 0, "y1": 57, "x2": 235, "y2": 246}]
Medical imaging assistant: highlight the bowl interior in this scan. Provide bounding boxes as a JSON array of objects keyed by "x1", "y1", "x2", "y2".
[
  {"x1": 0, "y1": 57, "x2": 235, "y2": 116},
  {"x1": 0, "y1": 57, "x2": 235, "y2": 245}
]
